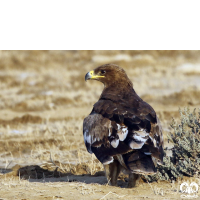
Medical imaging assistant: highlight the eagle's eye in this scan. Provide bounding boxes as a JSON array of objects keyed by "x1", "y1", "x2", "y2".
[{"x1": 100, "y1": 70, "x2": 106, "y2": 75}]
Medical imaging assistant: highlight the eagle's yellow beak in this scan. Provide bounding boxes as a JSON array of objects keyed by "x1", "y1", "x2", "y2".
[{"x1": 85, "y1": 70, "x2": 104, "y2": 81}]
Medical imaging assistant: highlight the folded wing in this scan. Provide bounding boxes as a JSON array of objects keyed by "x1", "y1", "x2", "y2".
[{"x1": 83, "y1": 98, "x2": 164, "y2": 174}]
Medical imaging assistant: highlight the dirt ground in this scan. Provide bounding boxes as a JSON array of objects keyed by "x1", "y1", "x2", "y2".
[{"x1": 0, "y1": 50, "x2": 200, "y2": 199}]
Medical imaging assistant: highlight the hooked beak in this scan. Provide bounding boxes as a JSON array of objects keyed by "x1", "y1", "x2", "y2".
[
  {"x1": 85, "y1": 71, "x2": 92, "y2": 81},
  {"x1": 85, "y1": 70, "x2": 104, "y2": 81}
]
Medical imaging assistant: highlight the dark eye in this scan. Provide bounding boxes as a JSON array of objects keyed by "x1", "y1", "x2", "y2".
[{"x1": 101, "y1": 70, "x2": 106, "y2": 75}]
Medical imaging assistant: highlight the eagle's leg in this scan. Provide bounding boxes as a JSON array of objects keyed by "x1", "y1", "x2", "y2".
[
  {"x1": 127, "y1": 173, "x2": 141, "y2": 188},
  {"x1": 104, "y1": 160, "x2": 121, "y2": 186}
]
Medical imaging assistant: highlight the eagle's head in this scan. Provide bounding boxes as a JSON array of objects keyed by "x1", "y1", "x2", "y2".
[{"x1": 85, "y1": 64, "x2": 133, "y2": 88}]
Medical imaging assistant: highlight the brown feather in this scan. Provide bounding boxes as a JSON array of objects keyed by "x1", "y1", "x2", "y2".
[{"x1": 83, "y1": 64, "x2": 164, "y2": 173}]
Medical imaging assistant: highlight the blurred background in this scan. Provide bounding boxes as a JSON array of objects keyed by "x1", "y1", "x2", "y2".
[{"x1": 0, "y1": 50, "x2": 200, "y2": 175}]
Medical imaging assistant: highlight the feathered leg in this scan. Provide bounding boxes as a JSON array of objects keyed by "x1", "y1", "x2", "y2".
[
  {"x1": 104, "y1": 160, "x2": 121, "y2": 186},
  {"x1": 128, "y1": 173, "x2": 141, "y2": 188}
]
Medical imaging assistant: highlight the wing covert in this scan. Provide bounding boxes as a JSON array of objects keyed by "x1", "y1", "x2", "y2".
[{"x1": 89, "y1": 98, "x2": 164, "y2": 166}]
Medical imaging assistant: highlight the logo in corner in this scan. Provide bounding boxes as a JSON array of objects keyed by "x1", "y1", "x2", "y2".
[{"x1": 180, "y1": 182, "x2": 198, "y2": 199}]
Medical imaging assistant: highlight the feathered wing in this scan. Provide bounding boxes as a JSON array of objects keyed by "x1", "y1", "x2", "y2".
[
  {"x1": 83, "y1": 112, "x2": 132, "y2": 164},
  {"x1": 83, "y1": 96, "x2": 164, "y2": 174}
]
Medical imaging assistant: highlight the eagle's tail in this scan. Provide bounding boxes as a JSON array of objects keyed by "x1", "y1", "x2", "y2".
[{"x1": 122, "y1": 151, "x2": 156, "y2": 175}]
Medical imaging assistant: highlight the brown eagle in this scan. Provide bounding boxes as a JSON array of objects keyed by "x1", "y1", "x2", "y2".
[{"x1": 83, "y1": 64, "x2": 164, "y2": 187}]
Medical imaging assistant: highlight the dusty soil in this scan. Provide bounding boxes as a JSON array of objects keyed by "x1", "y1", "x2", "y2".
[{"x1": 0, "y1": 50, "x2": 200, "y2": 199}]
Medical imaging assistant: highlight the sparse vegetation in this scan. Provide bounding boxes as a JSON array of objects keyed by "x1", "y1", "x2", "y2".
[
  {"x1": 144, "y1": 108, "x2": 200, "y2": 182},
  {"x1": 0, "y1": 50, "x2": 200, "y2": 199}
]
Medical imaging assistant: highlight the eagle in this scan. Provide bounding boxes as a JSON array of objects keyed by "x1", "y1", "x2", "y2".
[{"x1": 83, "y1": 64, "x2": 164, "y2": 187}]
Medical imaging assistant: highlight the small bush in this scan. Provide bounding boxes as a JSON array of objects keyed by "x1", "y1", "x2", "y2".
[{"x1": 144, "y1": 108, "x2": 200, "y2": 182}]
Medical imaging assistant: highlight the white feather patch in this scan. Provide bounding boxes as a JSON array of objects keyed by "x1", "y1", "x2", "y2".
[
  {"x1": 117, "y1": 124, "x2": 121, "y2": 129},
  {"x1": 103, "y1": 157, "x2": 114, "y2": 165},
  {"x1": 132, "y1": 129, "x2": 149, "y2": 143},
  {"x1": 111, "y1": 139, "x2": 119, "y2": 148},
  {"x1": 84, "y1": 130, "x2": 102, "y2": 145},
  {"x1": 134, "y1": 129, "x2": 149, "y2": 136},
  {"x1": 84, "y1": 130, "x2": 90, "y2": 143},
  {"x1": 86, "y1": 134, "x2": 91, "y2": 143},
  {"x1": 129, "y1": 140, "x2": 144, "y2": 149},
  {"x1": 108, "y1": 128, "x2": 112, "y2": 136},
  {"x1": 117, "y1": 124, "x2": 128, "y2": 141},
  {"x1": 133, "y1": 134, "x2": 147, "y2": 142}
]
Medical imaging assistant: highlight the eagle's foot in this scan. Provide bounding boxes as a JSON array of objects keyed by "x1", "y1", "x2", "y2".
[
  {"x1": 104, "y1": 160, "x2": 121, "y2": 186},
  {"x1": 127, "y1": 173, "x2": 141, "y2": 188}
]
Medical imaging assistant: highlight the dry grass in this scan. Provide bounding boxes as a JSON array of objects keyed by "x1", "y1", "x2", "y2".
[{"x1": 0, "y1": 50, "x2": 200, "y2": 199}]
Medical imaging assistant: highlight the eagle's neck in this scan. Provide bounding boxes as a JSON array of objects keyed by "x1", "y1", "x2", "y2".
[{"x1": 100, "y1": 81, "x2": 136, "y2": 101}]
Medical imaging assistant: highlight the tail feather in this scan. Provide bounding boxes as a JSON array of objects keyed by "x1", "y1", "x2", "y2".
[{"x1": 123, "y1": 151, "x2": 156, "y2": 174}]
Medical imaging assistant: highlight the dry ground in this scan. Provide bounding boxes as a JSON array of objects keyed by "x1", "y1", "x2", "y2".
[{"x1": 0, "y1": 50, "x2": 200, "y2": 199}]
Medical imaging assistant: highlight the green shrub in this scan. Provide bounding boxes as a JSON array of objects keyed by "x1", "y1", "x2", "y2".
[{"x1": 144, "y1": 108, "x2": 200, "y2": 182}]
